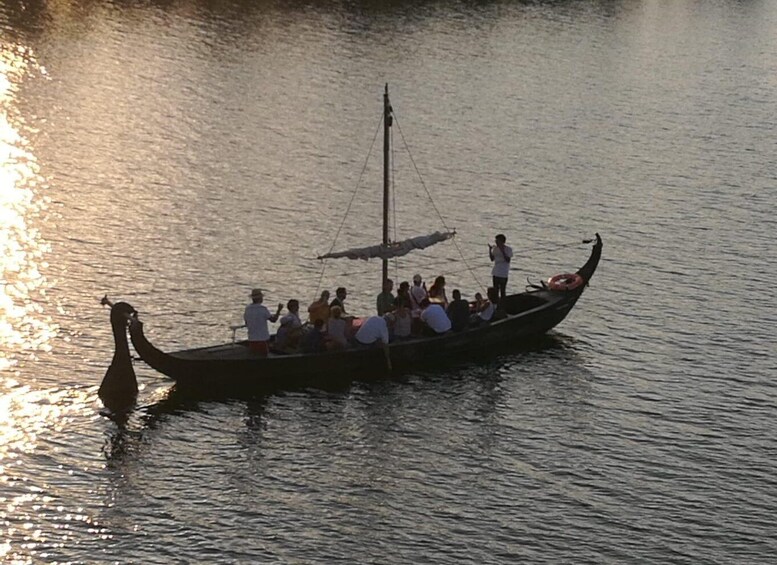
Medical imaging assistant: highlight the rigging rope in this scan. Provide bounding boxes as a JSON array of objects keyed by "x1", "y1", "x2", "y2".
[
  {"x1": 124, "y1": 237, "x2": 595, "y2": 323},
  {"x1": 314, "y1": 112, "x2": 385, "y2": 298},
  {"x1": 393, "y1": 115, "x2": 486, "y2": 292}
]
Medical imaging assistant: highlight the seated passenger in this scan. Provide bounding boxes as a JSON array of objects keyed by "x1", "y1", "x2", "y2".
[
  {"x1": 446, "y1": 289, "x2": 470, "y2": 332},
  {"x1": 325, "y1": 305, "x2": 348, "y2": 350},
  {"x1": 301, "y1": 318, "x2": 326, "y2": 353},
  {"x1": 471, "y1": 287, "x2": 499, "y2": 325},
  {"x1": 354, "y1": 315, "x2": 389, "y2": 345},
  {"x1": 354, "y1": 315, "x2": 392, "y2": 370},
  {"x1": 308, "y1": 290, "x2": 330, "y2": 325},
  {"x1": 419, "y1": 298, "x2": 452, "y2": 335},
  {"x1": 392, "y1": 296, "x2": 413, "y2": 340},
  {"x1": 275, "y1": 299, "x2": 303, "y2": 352}
]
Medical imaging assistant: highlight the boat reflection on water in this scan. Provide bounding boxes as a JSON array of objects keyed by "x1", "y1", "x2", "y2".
[{"x1": 100, "y1": 329, "x2": 595, "y2": 470}]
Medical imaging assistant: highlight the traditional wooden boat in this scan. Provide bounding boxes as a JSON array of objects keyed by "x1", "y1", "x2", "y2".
[{"x1": 101, "y1": 86, "x2": 602, "y2": 403}]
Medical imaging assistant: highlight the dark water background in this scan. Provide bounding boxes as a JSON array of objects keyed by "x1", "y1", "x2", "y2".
[{"x1": 1, "y1": 0, "x2": 775, "y2": 562}]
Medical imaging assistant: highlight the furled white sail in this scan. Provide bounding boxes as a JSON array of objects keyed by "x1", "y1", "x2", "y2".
[{"x1": 319, "y1": 231, "x2": 455, "y2": 261}]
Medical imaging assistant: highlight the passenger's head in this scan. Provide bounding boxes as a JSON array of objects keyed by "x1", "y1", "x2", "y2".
[
  {"x1": 475, "y1": 292, "x2": 483, "y2": 301},
  {"x1": 420, "y1": 298, "x2": 430, "y2": 309},
  {"x1": 250, "y1": 288, "x2": 264, "y2": 304},
  {"x1": 398, "y1": 281, "x2": 410, "y2": 293},
  {"x1": 452, "y1": 289, "x2": 461, "y2": 300},
  {"x1": 412, "y1": 274, "x2": 422, "y2": 285},
  {"x1": 287, "y1": 299, "x2": 299, "y2": 313},
  {"x1": 433, "y1": 276, "x2": 445, "y2": 288},
  {"x1": 331, "y1": 305, "x2": 342, "y2": 319},
  {"x1": 495, "y1": 234, "x2": 506, "y2": 244},
  {"x1": 336, "y1": 287, "x2": 347, "y2": 300},
  {"x1": 487, "y1": 287, "x2": 499, "y2": 303},
  {"x1": 383, "y1": 278, "x2": 393, "y2": 292},
  {"x1": 320, "y1": 290, "x2": 330, "y2": 301}
]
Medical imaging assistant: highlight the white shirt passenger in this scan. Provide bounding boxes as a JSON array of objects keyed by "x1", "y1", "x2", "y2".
[
  {"x1": 355, "y1": 316, "x2": 389, "y2": 345},
  {"x1": 478, "y1": 302, "x2": 495, "y2": 322},
  {"x1": 491, "y1": 245, "x2": 513, "y2": 278},
  {"x1": 420, "y1": 304, "x2": 452, "y2": 334},
  {"x1": 279, "y1": 312, "x2": 302, "y2": 329},
  {"x1": 244, "y1": 303, "x2": 273, "y2": 341},
  {"x1": 410, "y1": 284, "x2": 428, "y2": 311}
]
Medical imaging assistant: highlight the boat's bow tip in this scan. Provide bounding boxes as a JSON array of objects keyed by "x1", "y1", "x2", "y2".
[{"x1": 576, "y1": 232, "x2": 603, "y2": 283}]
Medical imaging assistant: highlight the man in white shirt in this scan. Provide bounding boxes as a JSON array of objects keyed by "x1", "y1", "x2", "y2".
[
  {"x1": 355, "y1": 315, "x2": 392, "y2": 370},
  {"x1": 244, "y1": 289, "x2": 283, "y2": 356},
  {"x1": 489, "y1": 233, "x2": 513, "y2": 300},
  {"x1": 419, "y1": 299, "x2": 452, "y2": 335},
  {"x1": 409, "y1": 274, "x2": 428, "y2": 314}
]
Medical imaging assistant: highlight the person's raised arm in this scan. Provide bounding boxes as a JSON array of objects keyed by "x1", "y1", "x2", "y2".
[{"x1": 270, "y1": 303, "x2": 283, "y2": 323}]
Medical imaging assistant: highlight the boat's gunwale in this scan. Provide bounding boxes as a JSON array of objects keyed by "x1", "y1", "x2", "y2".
[{"x1": 144, "y1": 288, "x2": 578, "y2": 367}]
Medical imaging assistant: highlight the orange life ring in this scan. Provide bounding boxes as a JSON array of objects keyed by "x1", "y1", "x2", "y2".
[{"x1": 547, "y1": 273, "x2": 584, "y2": 291}]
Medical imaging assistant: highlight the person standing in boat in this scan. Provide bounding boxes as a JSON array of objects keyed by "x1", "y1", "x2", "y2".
[
  {"x1": 376, "y1": 278, "x2": 395, "y2": 316},
  {"x1": 396, "y1": 281, "x2": 411, "y2": 307},
  {"x1": 428, "y1": 276, "x2": 449, "y2": 308},
  {"x1": 308, "y1": 290, "x2": 330, "y2": 325},
  {"x1": 409, "y1": 274, "x2": 428, "y2": 314},
  {"x1": 244, "y1": 288, "x2": 283, "y2": 356},
  {"x1": 329, "y1": 287, "x2": 348, "y2": 315},
  {"x1": 489, "y1": 233, "x2": 513, "y2": 300}
]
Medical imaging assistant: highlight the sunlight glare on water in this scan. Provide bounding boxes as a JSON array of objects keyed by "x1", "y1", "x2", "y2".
[
  {"x1": 0, "y1": 0, "x2": 776, "y2": 563},
  {"x1": 0, "y1": 43, "x2": 54, "y2": 374}
]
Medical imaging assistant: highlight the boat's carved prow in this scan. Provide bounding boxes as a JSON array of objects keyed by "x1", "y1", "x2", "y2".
[
  {"x1": 99, "y1": 297, "x2": 139, "y2": 412},
  {"x1": 576, "y1": 233, "x2": 602, "y2": 283}
]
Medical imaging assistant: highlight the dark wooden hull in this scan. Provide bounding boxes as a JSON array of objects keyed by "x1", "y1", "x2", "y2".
[{"x1": 127, "y1": 235, "x2": 602, "y2": 393}]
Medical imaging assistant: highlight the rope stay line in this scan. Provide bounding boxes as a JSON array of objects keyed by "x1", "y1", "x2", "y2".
[
  {"x1": 315, "y1": 112, "x2": 385, "y2": 297},
  {"x1": 393, "y1": 114, "x2": 485, "y2": 292},
  {"x1": 391, "y1": 126, "x2": 399, "y2": 282},
  {"x1": 125, "y1": 237, "x2": 595, "y2": 323}
]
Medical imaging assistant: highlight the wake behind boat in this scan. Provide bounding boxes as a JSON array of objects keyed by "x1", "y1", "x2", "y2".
[{"x1": 100, "y1": 86, "x2": 602, "y2": 403}]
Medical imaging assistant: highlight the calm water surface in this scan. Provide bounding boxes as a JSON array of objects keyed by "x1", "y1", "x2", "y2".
[{"x1": 1, "y1": 0, "x2": 776, "y2": 563}]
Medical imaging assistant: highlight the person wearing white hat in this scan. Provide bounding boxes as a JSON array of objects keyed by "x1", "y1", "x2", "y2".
[{"x1": 244, "y1": 289, "x2": 283, "y2": 356}]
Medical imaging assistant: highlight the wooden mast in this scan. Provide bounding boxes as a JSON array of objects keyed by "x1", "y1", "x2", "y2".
[{"x1": 382, "y1": 84, "x2": 392, "y2": 288}]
